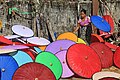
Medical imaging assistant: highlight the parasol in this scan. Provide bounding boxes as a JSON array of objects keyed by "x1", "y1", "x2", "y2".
[
  {"x1": 45, "y1": 40, "x2": 75, "y2": 54},
  {"x1": 0, "y1": 49, "x2": 16, "y2": 54},
  {"x1": 91, "y1": 34, "x2": 104, "y2": 43},
  {"x1": 57, "y1": 32, "x2": 78, "y2": 42},
  {"x1": 90, "y1": 42, "x2": 113, "y2": 68},
  {"x1": 99, "y1": 15, "x2": 114, "y2": 38},
  {"x1": 0, "y1": 54, "x2": 18, "y2": 80},
  {"x1": 114, "y1": 47, "x2": 120, "y2": 68},
  {"x1": 67, "y1": 44, "x2": 101, "y2": 78},
  {"x1": 0, "y1": 36, "x2": 13, "y2": 45},
  {"x1": 12, "y1": 62, "x2": 56, "y2": 80},
  {"x1": 12, "y1": 51, "x2": 33, "y2": 66},
  {"x1": 22, "y1": 49, "x2": 36, "y2": 60},
  {"x1": 12, "y1": 25, "x2": 34, "y2": 37},
  {"x1": 91, "y1": 15, "x2": 111, "y2": 32},
  {"x1": 27, "y1": 37, "x2": 50, "y2": 46},
  {"x1": 0, "y1": 45, "x2": 29, "y2": 50},
  {"x1": 55, "y1": 50, "x2": 74, "y2": 78},
  {"x1": 35, "y1": 52, "x2": 62, "y2": 80},
  {"x1": 105, "y1": 42, "x2": 118, "y2": 51},
  {"x1": 92, "y1": 72, "x2": 120, "y2": 80},
  {"x1": 77, "y1": 38, "x2": 86, "y2": 44},
  {"x1": 4, "y1": 35, "x2": 20, "y2": 39},
  {"x1": 34, "y1": 47, "x2": 42, "y2": 53}
]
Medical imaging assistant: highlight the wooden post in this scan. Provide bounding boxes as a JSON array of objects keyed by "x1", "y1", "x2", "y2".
[{"x1": 92, "y1": 0, "x2": 99, "y2": 34}]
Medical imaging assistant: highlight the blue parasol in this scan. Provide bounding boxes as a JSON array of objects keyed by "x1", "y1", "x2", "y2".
[
  {"x1": 90, "y1": 15, "x2": 111, "y2": 32},
  {"x1": 34, "y1": 47, "x2": 42, "y2": 53},
  {"x1": 12, "y1": 51, "x2": 33, "y2": 66},
  {"x1": 0, "y1": 54, "x2": 18, "y2": 80}
]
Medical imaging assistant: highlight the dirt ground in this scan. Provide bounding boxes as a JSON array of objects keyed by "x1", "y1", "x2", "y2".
[{"x1": 59, "y1": 66, "x2": 120, "y2": 80}]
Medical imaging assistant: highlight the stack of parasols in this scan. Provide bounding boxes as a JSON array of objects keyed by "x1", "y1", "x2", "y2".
[{"x1": 0, "y1": 15, "x2": 120, "y2": 80}]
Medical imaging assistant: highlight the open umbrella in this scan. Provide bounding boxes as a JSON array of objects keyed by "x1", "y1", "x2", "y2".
[
  {"x1": 0, "y1": 36, "x2": 13, "y2": 45},
  {"x1": 12, "y1": 25, "x2": 34, "y2": 37},
  {"x1": 105, "y1": 42, "x2": 118, "y2": 51},
  {"x1": 77, "y1": 38, "x2": 86, "y2": 44},
  {"x1": 91, "y1": 15, "x2": 111, "y2": 32},
  {"x1": 57, "y1": 32, "x2": 78, "y2": 42},
  {"x1": 22, "y1": 49, "x2": 36, "y2": 60},
  {"x1": 67, "y1": 44, "x2": 101, "y2": 78},
  {"x1": 0, "y1": 54, "x2": 18, "y2": 80},
  {"x1": 12, "y1": 62, "x2": 56, "y2": 80},
  {"x1": 27, "y1": 37, "x2": 50, "y2": 46},
  {"x1": 55, "y1": 50, "x2": 74, "y2": 78},
  {"x1": 91, "y1": 34, "x2": 104, "y2": 43},
  {"x1": 114, "y1": 47, "x2": 120, "y2": 68},
  {"x1": 1, "y1": 45, "x2": 29, "y2": 50},
  {"x1": 99, "y1": 15, "x2": 114, "y2": 38},
  {"x1": 0, "y1": 49, "x2": 17, "y2": 54},
  {"x1": 12, "y1": 51, "x2": 33, "y2": 66},
  {"x1": 90, "y1": 42, "x2": 113, "y2": 68},
  {"x1": 92, "y1": 72, "x2": 120, "y2": 80},
  {"x1": 4, "y1": 35, "x2": 20, "y2": 39},
  {"x1": 45, "y1": 40, "x2": 75, "y2": 54},
  {"x1": 35, "y1": 52, "x2": 62, "y2": 80},
  {"x1": 34, "y1": 47, "x2": 42, "y2": 53}
]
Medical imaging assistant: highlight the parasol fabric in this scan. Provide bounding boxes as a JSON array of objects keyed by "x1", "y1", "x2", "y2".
[
  {"x1": 55, "y1": 50, "x2": 74, "y2": 78},
  {"x1": 12, "y1": 62, "x2": 56, "y2": 80},
  {"x1": 4, "y1": 35, "x2": 20, "y2": 39},
  {"x1": 1, "y1": 45, "x2": 29, "y2": 50},
  {"x1": 91, "y1": 34, "x2": 104, "y2": 43},
  {"x1": 34, "y1": 47, "x2": 42, "y2": 53},
  {"x1": 67, "y1": 44, "x2": 101, "y2": 78},
  {"x1": 91, "y1": 15, "x2": 111, "y2": 32},
  {"x1": 12, "y1": 25, "x2": 34, "y2": 37},
  {"x1": 12, "y1": 51, "x2": 33, "y2": 66},
  {"x1": 0, "y1": 36, "x2": 13, "y2": 45},
  {"x1": 105, "y1": 42, "x2": 118, "y2": 51},
  {"x1": 27, "y1": 37, "x2": 50, "y2": 46},
  {"x1": 57, "y1": 32, "x2": 78, "y2": 42},
  {"x1": 90, "y1": 42, "x2": 113, "y2": 68},
  {"x1": 114, "y1": 47, "x2": 120, "y2": 68},
  {"x1": 45, "y1": 40, "x2": 75, "y2": 54},
  {"x1": 77, "y1": 38, "x2": 86, "y2": 44},
  {"x1": 35, "y1": 52, "x2": 62, "y2": 80},
  {"x1": 0, "y1": 54, "x2": 18, "y2": 80},
  {"x1": 99, "y1": 15, "x2": 114, "y2": 38},
  {"x1": 0, "y1": 49, "x2": 17, "y2": 54},
  {"x1": 92, "y1": 72, "x2": 120, "y2": 80},
  {"x1": 22, "y1": 49, "x2": 36, "y2": 60}
]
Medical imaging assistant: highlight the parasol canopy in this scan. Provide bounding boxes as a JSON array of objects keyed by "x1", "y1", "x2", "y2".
[
  {"x1": 45, "y1": 40, "x2": 75, "y2": 54},
  {"x1": 35, "y1": 52, "x2": 62, "y2": 80},
  {"x1": 12, "y1": 62, "x2": 56, "y2": 80},
  {"x1": 90, "y1": 42, "x2": 113, "y2": 68},
  {"x1": 12, "y1": 25, "x2": 34, "y2": 37},
  {"x1": 91, "y1": 15, "x2": 111, "y2": 32},
  {"x1": 0, "y1": 54, "x2": 18, "y2": 80},
  {"x1": 67, "y1": 44, "x2": 101, "y2": 78},
  {"x1": 12, "y1": 51, "x2": 33, "y2": 66}
]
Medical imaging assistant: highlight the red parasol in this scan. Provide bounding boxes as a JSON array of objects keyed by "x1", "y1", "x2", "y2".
[
  {"x1": 114, "y1": 47, "x2": 120, "y2": 68},
  {"x1": 13, "y1": 62, "x2": 56, "y2": 80},
  {"x1": 91, "y1": 34, "x2": 104, "y2": 43},
  {"x1": 22, "y1": 49, "x2": 36, "y2": 60},
  {"x1": 90, "y1": 42, "x2": 113, "y2": 68},
  {"x1": 67, "y1": 44, "x2": 101, "y2": 78},
  {"x1": 105, "y1": 42, "x2": 118, "y2": 51}
]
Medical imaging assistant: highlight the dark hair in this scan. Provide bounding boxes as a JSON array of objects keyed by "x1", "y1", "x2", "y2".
[{"x1": 81, "y1": 9, "x2": 86, "y2": 14}]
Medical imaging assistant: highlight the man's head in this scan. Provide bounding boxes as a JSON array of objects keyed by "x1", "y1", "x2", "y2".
[{"x1": 80, "y1": 9, "x2": 86, "y2": 19}]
